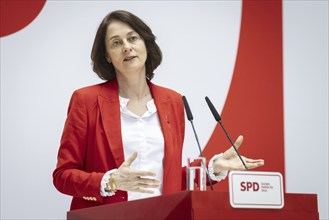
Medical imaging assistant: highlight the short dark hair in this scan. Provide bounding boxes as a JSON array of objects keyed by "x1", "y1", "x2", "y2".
[{"x1": 91, "y1": 10, "x2": 162, "y2": 81}]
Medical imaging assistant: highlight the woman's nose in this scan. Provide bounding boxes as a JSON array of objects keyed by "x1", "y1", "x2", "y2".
[{"x1": 122, "y1": 41, "x2": 132, "y2": 53}]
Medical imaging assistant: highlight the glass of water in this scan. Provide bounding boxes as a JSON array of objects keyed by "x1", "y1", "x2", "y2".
[{"x1": 187, "y1": 156, "x2": 206, "y2": 191}]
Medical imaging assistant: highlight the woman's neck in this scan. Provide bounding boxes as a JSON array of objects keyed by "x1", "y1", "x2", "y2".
[{"x1": 116, "y1": 72, "x2": 150, "y2": 100}]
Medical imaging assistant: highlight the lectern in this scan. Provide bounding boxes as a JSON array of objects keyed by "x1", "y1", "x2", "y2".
[{"x1": 67, "y1": 191, "x2": 319, "y2": 219}]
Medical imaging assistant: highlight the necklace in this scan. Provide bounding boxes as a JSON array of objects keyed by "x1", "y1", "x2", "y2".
[
  {"x1": 125, "y1": 92, "x2": 150, "y2": 101},
  {"x1": 119, "y1": 88, "x2": 150, "y2": 101}
]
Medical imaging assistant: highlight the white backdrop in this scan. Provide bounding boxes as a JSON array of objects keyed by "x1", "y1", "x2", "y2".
[{"x1": 1, "y1": 1, "x2": 328, "y2": 219}]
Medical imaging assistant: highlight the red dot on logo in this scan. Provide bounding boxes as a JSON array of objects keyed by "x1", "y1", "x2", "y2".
[{"x1": 0, "y1": 0, "x2": 46, "y2": 37}]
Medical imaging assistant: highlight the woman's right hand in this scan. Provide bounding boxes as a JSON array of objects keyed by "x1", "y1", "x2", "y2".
[{"x1": 113, "y1": 152, "x2": 160, "y2": 193}]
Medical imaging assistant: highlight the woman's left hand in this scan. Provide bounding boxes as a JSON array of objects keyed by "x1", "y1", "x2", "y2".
[{"x1": 213, "y1": 135, "x2": 264, "y2": 173}]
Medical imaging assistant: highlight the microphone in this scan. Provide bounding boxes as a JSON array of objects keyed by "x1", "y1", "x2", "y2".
[
  {"x1": 182, "y1": 96, "x2": 213, "y2": 190},
  {"x1": 205, "y1": 96, "x2": 248, "y2": 170}
]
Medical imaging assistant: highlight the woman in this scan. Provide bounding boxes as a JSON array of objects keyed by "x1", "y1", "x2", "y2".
[{"x1": 53, "y1": 10, "x2": 264, "y2": 211}]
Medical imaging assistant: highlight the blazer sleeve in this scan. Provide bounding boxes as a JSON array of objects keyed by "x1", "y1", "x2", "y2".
[{"x1": 53, "y1": 91, "x2": 104, "y2": 203}]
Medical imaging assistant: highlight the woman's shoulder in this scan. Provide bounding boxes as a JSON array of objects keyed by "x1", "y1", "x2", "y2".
[
  {"x1": 73, "y1": 82, "x2": 107, "y2": 95},
  {"x1": 69, "y1": 81, "x2": 111, "y2": 106}
]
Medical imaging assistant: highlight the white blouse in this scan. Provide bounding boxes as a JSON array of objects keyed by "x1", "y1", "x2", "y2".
[
  {"x1": 120, "y1": 96, "x2": 164, "y2": 201},
  {"x1": 100, "y1": 96, "x2": 164, "y2": 200}
]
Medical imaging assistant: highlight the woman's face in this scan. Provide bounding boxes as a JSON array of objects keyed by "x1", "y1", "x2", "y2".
[{"x1": 105, "y1": 20, "x2": 147, "y2": 76}]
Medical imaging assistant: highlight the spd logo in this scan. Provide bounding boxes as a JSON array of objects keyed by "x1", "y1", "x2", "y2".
[{"x1": 240, "y1": 181, "x2": 259, "y2": 192}]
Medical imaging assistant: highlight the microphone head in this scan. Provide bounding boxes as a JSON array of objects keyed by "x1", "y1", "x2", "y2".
[
  {"x1": 182, "y1": 96, "x2": 193, "y2": 121},
  {"x1": 205, "y1": 96, "x2": 221, "y2": 121}
]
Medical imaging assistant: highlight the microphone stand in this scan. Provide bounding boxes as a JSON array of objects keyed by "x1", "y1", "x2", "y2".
[
  {"x1": 205, "y1": 96, "x2": 248, "y2": 170},
  {"x1": 183, "y1": 96, "x2": 214, "y2": 190}
]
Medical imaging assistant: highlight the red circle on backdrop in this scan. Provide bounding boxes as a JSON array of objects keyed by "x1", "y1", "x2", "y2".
[{"x1": 0, "y1": 0, "x2": 46, "y2": 38}]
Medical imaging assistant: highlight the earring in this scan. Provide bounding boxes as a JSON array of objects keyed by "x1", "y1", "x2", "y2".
[{"x1": 106, "y1": 57, "x2": 111, "y2": 63}]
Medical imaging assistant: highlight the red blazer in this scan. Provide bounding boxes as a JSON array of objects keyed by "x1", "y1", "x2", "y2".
[{"x1": 53, "y1": 80, "x2": 186, "y2": 210}]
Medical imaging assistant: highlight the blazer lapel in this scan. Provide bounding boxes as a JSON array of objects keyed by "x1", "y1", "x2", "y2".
[
  {"x1": 98, "y1": 80, "x2": 125, "y2": 168},
  {"x1": 149, "y1": 82, "x2": 174, "y2": 189}
]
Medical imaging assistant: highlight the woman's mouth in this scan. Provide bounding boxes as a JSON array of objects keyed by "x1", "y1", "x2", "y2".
[{"x1": 124, "y1": 56, "x2": 137, "y2": 62}]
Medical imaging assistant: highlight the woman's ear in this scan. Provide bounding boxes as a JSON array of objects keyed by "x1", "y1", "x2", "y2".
[{"x1": 105, "y1": 56, "x2": 111, "y2": 63}]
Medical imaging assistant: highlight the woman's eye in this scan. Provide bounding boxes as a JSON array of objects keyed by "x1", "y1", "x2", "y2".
[
  {"x1": 129, "y1": 36, "x2": 138, "y2": 42},
  {"x1": 112, "y1": 41, "x2": 121, "y2": 47}
]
